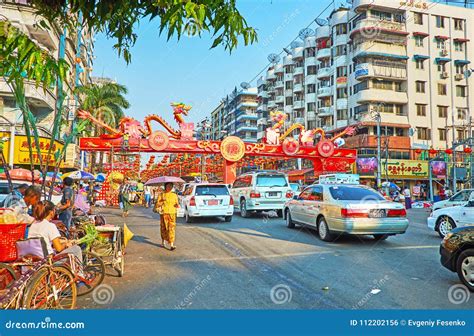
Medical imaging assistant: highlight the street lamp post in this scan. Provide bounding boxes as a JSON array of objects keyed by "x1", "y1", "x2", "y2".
[{"x1": 370, "y1": 105, "x2": 382, "y2": 188}]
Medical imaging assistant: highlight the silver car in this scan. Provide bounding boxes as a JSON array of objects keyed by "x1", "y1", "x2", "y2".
[{"x1": 284, "y1": 184, "x2": 409, "y2": 242}]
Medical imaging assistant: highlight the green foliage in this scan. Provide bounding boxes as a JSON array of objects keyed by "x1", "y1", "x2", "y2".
[{"x1": 31, "y1": 0, "x2": 258, "y2": 63}]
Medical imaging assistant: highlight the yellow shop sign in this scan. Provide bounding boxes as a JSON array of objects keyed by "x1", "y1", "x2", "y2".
[{"x1": 382, "y1": 160, "x2": 428, "y2": 178}]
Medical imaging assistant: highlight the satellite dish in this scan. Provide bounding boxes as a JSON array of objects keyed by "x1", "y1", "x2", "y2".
[
  {"x1": 409, "y1": 128, "x2": 416, "y2": 136},
  {"x1": 298, "y1": 28, "x2": 314, "y2": 40},
  {"x1": 240, "y1": 82, "x2": 250, "y2": 89},
  {"x1": 464, "y1": 70, "x2": 472, "y2": 79},
  {"x1": 267, "y1": 53, "x2": 281, "y2": 64},
  {"x1": 315, "y1": 18, "x2": 328, "y2": 26},
  {"x1": 290, "y1": 41, "x2": 302, "y2": 49}
]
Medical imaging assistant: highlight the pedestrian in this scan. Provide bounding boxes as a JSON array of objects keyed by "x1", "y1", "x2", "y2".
[
  {"x1": 56, "y1": 177, "x2": 75, "y2": 234},
  {"x1": 3, "y1": 183, "x2": 29, "y2": 209},
  {"x1": 144, "y1": 185, "x2": 151, "y2": 208},
  {"x1": 402, "y1": 185, "x2": 412, "y2": 209},
  {"x1": 119, "y1": 182, "x2": 131, "y2": 217},
  {"x1": 155, "y1": 182, "x2": 179, "y2": 250},
  {"x1": 444, "y1": 186, "x2": 453, "y2": 199}
]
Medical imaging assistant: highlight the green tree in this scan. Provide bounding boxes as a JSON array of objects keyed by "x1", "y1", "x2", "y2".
[
  {"x1": 31, "y1": 0, "x2": 258, "y2": 63},
  {"x1": 76, "y1": 82, "x2": 130, "y2": 172}
]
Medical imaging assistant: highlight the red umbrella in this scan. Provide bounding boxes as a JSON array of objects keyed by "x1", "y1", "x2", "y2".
[{"x1": 0, "y1": 168, "x2": 40, "y2": 182}]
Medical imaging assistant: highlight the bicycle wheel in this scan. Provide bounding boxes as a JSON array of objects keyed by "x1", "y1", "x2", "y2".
[
  {"x1": 23, "y1": 266, "x2": 77, "y2": 309},
  {"x1": 0, "y1": 263, "x2": 18, "y2": 289},
  {"x1": 77, "y1": 251, "x2": 106, "y2": 296}
]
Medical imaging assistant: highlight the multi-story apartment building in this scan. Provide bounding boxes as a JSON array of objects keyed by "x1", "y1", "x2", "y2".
[
  {"x1": 210, "y1": 87, "x2": 258, "y2": 142},
  {"x1": 257, "y1": 0, "x2": 474, "y2": 157},
  {"x1": 0, "y1": 0, "x2": 94, "y2": 169}
]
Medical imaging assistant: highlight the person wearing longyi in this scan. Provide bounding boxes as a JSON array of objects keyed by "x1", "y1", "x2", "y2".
[{"x1": 156, "y1": 182, "x2": 179, "y2": 250}]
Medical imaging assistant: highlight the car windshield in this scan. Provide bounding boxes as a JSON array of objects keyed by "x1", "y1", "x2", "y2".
[
  {"x1": 290, "y1": 183, "x2": 300, "y2": 192},
  {"x1": 256, "y1": 174, "x2": 288, "y2": 187},
  {"x1": 329, "y1": 186, "x2": 385, "y2": 201},
  {"x1": 195, "y1": 185, "x2": 229, "y2": 196}
]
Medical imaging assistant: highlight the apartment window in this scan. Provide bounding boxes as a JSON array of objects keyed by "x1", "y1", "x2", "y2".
[
  {"x1": 354, "y1": 81, "x2": 368, "y2": 93},
  {"x1": 414, "y1": 12, "x2": 423, "y2": 25},
  {"x1": 370, "y1": 10, "x2": 392, "y2": 21},
  {"x1": 307, "y1": 66, "x2": 317, "y2": 75},
  {"x1": 354, "y1": 104, "x2": 369, "y2": 114},
  {"x1": 414, "y1": 36, "x2": 424, "y2": 47},
  {"x1": 454, "y1": 18, "x2": 464, "y2": 31},
  {"x1": 305, "y1": 47, "x2": 316, "y2": 58},
  {"x1": 285, "y1": 97, "x2": 293, "y2": 105},
  {"x1": 337, "y1": 109, "x2": 348, "y2": 120},
  {"x1": 438, "y1": 105, "x2": 448, "y2": 118},
  {"x1": 456, "y1": 64, "x2": 466, "y2": 75},
  {"x1": 437, "y1": 63, "x2": 447, "y2": 72},
  {"x1": 336, "y1": 66, "x2": 347, "y2": 77},
  {"x1": 415, "y1": 59, "x2": 425, "y2": 69},
  {"x1": 334, "y1": 24, "x2": 347, "y2": 35},
  {"x1": 457, "y1": 129, "x2": 466, "y2": 140},
  {"x1": 457, "y1": 108, "x2": 467, "y2": 119},
  {"x1": 435, "y1": 15, "x2": 445, "y2": 28},
  {"x1": 332, "y1": 45, "x2": 347, "y2": 57},
  {"x1": 394, "y1": 82, "x2": 403, "y2": 92},
  {"x1": 456, "y1": 85, "x2": 467, "y2": 97},
  {"x1": 337, "y1": 88, "x2": 347, "y2": 99},
  {"x1": 416, "y1": 104, "x2": 427, "y2": 116},
  {"x1": 439, "y1": 128, "x2": 447, "y2": 141},
  {"x1": 307, "y1": 102, "x2": 316, "y2": 111},
  {"x1": 454, "y1": 41, "x2": 464, "y2": 52},
  {"x1": 436, "y1": 39, "x2": 445, "y2": 49},
  {"x1": 285, "y1": 82, "x2": 293, "y2": 90},
  {"x1": 417, "y1": 127, "x2": 431, "y2": 140},
  {"x1": 306, "y1": 84, "x2": 316, "y2": 93},
  {"x1": 438, "y1": 83, "x2": 447, "y2": 95},
  {"x1": 416, "y1": 81, "x2": 426, "y2": 93}
]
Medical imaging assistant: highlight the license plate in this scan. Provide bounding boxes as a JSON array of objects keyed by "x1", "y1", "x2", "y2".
[
  {"x1": 370, "y1": 209, "x2": 386, "y2": 218},
  {"x1": 268, "y1": 192, "x2": 278, "y2": 197},
  {"x1": 207, "y1": 200, "x2": 219, "y2": 206}
]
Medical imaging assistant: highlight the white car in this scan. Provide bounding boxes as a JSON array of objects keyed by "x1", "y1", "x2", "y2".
[
  {"x1": 432, "y1": 189, "x2": 474, "y2": 211},
  {"x1": 0, "y1": 180, "x2": 62, "y2": 206},
  {"x1": 428, "y1": 196, "x2": 474, "y2": 238},
  {"x1": 181, "y1": 183, "x2": 234, "y2": 223}
]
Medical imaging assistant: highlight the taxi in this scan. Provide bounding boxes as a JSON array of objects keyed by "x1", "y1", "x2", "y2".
[{"x1": 283, "y1": 174, "x2": 409, "y2": 242}]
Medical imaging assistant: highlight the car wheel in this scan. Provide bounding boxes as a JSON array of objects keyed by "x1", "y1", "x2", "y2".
[
  {"x1": 456, "y1": 249, "x2": 474, "y2": 292},
  {"x1": 437, "y1": 216, "x2": 456, "y2": 238},
  {"x1": 317, "y1": 217, "x2": 335, "y2": 242},
  {"x1": 276, "y1": 209, "x2": 283, "y2": 218},
  {"x1": 286, "y1": 210, "x2": 295, "y2": 229},
  {"x1": 224, "y1": 216, "x2": 232, "y2": 223},
  {"x1": 373, "y1": 234, "x2": 389, "y2": 241},
  {"x1": 185, "y1": 210, "x2": 193, "y2": 223},
  {"x1": 240, "y1": 199, "x2": 249, "y2": 218}
]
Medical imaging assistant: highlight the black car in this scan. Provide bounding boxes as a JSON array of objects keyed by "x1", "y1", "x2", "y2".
[{"x1": 440, "y1": 226, "x2": 474, "y2": 291}]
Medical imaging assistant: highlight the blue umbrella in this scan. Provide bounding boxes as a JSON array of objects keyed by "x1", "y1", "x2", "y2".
[
  {"x1": 95, "y1": 173, "x2": 106, "y2": 182},
  {"x1": 62, "y1": 170, "x2": 95, "y2": 180}
]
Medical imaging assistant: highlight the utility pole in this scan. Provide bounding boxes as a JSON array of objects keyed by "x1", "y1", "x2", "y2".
[{"x1": 371, "y1": 105, "x2": 382, "y2": 188}]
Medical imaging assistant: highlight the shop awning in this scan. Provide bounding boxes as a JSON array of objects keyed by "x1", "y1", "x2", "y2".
[
  {"x1": 435, "y1": 35, "x2": 449, "y2": 40},
  {"x1": 413, "y1": 32, "x2": 429, "y2": 37},
  {"x1": 353, "y1": 52, "x2": 409, "y2": 62},
  {"x1": 454, "y1": 38, "x2": 470, "y2": 42},
  {"x1": 287, "y1": 168, "x2": 313, "y2": 177},
  {"x1": 435, "y1": 57, "x2": 451, "y2": 64},
  {"x1": 413, "y1": 54, "x2": 430, "y2": 60},
  {"x1": 454, "y1": 60, "x2": 471, "y2": 65}
]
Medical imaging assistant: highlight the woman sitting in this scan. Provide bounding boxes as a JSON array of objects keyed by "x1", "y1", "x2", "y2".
[{"x1": 28, "y1": 200, "x2": 82, "y2": 263}]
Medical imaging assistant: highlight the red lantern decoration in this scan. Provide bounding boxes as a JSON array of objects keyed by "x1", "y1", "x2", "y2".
[
  {"x1": 445, "y1": 148, "x2": 453, "y2": 155},
  {"x1": 428, "y1": 148, "x2": 438, "y2": 155},
  {"x1": 464, "y1": 147, "x2": 473, "y2": 154},
  {"x1": 414, "y1": 149, "x2": 422, "y2": 154}
]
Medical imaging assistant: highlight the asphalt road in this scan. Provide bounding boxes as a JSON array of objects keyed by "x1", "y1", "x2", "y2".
[{"x1": 79, "y1": 206, "x2": 474, "y2": 309}]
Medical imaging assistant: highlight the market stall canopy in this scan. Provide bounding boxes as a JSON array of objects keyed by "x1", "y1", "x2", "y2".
[
  {"x1": 0, "y1": 168, "x2": 40, "y2": 182},
  {"x1": 145, "y1": 176, "x2": 185, "y2": 185},
  {"x1": 62, "y1": 170, "x2": 95, "y2": 180}
]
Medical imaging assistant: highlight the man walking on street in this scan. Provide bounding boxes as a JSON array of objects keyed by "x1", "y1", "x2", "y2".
[
  {"x1": 402, "y1": 185, "x2": 411, "y2": 209},
  {"x1": 57, "y1": 177, "x2": 75, "y2": 234}
]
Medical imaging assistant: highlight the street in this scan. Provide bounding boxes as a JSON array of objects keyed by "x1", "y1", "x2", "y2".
[{"x1": 79, "y1": 207, "x2": 473, "y2": 310}]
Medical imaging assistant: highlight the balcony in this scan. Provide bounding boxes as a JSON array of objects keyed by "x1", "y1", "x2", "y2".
[
  {"x1": 236, "y1": 113, "x2": 259, "y2": 122},
  {"x1": 236, "y1": 124, "x2": 258, "y2": 133},
  {"x1": 317, "y1": 67, "x2": 332, "y2": 79},
  {"x1": 315, "y1": 25, "x2": 330, "y2": 39},
  {"x1": 305, "y1": 93, "x2": 317, "y2": 102},
  {"x1": 275, "y1": 96, "x2": 284, "y2": 104},
  {"x1": 275, "y1": 80, "x2": 284, "y2": 88},
  {"x1": 354, "y1": 89, "x2": 408, "y2": 104},
  {"x1": 305, "y1": 74, "x2": 317, "y2": 83},
  {"x1": 317, "y1": 86, "x2": 333, "y2": 97},
  {"x1": 293, "y1": 83, "x2": 303, "y2": 92},
  {"x1": 266, "y1": 72, "x2": 276, "y2": 81},
  {"x1": 316, "y1": 48, "x2": 331, "y2": 60},
  {"x1": 318, "y1": 106, "x2": 333, "y2": 116},
  {"x1": 236, "y1": 101, "x2": 258, "y2": 110},
  {"x1": 293, "y1": 47, "x2": 304, "y2": 59},
  {"x1": 274, "y1": 64, "x2": 284, "y2": 74},
  {"x1": 293, "y1": 100, "x2": 305, "y2": 109},
  {"x1": 294, "y1": 117, "x2": 305, "y2": 125},
  {"x1": 268, "y1": 101, "x2": 277, "y2": 109},
  {"x1": 294, "y1": 66, "x2": 304, "y2": 76},
  {"x1": 284, "y1": 105, "x2": 293, "y2": 113},
  {"x1": 305, "y1": 56, "x2": 317, "y2": 66},
  {"x1": 344, "y1": 135, "x2": 410, "y2": 150},
  {"x1": 257, "y1": 104, "x2": 267, "y2": 111},
  {"x1": 284, "y1": 73, "x2": 293, "y2": 81},
  {"x1": 0, "y1": 78, "x2": 55, "y2": 110},
  {"x1": 354, "y1": 63, "x2": 407, "y2": 80},
  {"x1": 353, "y1": 43, "x2": 407, "y2": 60},
  {"x1": 336, "y1": 98, "x2": 348, "y2": 110},
  {"x1": 258, "y1": 91, "x2": 268, "y2": 99},
  {"x1": 351, "y1": 18, "x2": 407, "y2": 37}
]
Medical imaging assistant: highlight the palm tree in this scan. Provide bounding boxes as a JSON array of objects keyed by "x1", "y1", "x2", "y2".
[{"x1": 76, "y1": 82, "x2": 130, "y2": 172}]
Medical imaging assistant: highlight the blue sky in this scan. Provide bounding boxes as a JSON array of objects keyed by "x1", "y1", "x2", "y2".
[{"x1": 92, "y1": 0, "x2": 335, "y2": 126}]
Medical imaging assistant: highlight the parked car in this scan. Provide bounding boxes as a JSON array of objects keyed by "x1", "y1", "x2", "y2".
[
  {"x1": 289, "y1": 183, "x2": 301, "y2": 197},
  {"x1": 428, "y1": 195, "x2": 474, "y2": 238},
  {"x1": 230, "y1": 171, "x2": 293, "y2": 218},
  {"x1": 181, "y1": 183, "x2": 234, "y2": 223},
  {"x1": 0, "y1": 180, "x2": 62, "y2": 207},
  {"x1": 440, "y1": 226, "x2": 474, "y2": 292},
  {"x1": 432, "y1": 189, "x2": 474, "y2": 211},
  {"x1": 284, "y1": 182, "x2": 409, "y2": 242}
]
